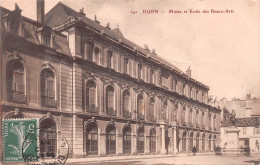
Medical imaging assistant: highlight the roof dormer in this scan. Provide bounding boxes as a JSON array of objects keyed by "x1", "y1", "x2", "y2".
[
  {"x1": 3, "y1": 3, "x2": 24, "y2": 36},
  {"x1": 36, "y1": 26, "x2": 55, "y2": 48}
]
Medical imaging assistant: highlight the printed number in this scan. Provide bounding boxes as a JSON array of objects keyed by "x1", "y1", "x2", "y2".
[{"x1": 26, "y1": 124, "x2": 35, "y2": 133}]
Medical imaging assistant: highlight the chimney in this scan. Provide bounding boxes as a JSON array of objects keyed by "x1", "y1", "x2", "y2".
[
  {"x1": 144, "y1": 44, "x2": 150, "y2": 51},
  {"x1": 106, "y1": 23, "x2": 111, "y2": 30},
  {"x1": 186, "y1": 66, "x2": 191, "y2": 78},
  {"x1": 37, "y1": 0, "x2": 45, "y2": 24},
  {"x1": 152, "y1": 49, "x2": 157, "y2": 55},
  {"x1": 94, "y1": 15, "x2": 100, "y2": 24},
  {"x1": 246, "y1": 93, "x2": 251, "y2": 100}
]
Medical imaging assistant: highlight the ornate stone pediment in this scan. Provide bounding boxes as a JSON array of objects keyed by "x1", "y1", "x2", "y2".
[
  {"x1": 8, "y1": 51, "x2": 23, "y2": 61},
  {"x1": 42, "y1": 61, "x2": 55, "y2": 71}
]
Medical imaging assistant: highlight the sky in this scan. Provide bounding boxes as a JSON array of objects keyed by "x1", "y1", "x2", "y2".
[{"x1": 0, "y1": 0, "x2": 259, "y2": 101}]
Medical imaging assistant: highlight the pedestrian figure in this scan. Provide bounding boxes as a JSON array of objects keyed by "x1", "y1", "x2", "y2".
[{"x1": 192, "y1": 146, "x2": 197, "y2": 156}]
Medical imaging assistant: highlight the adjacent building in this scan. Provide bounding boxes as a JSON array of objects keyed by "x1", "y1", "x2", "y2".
[
  {"x1": 0, "y1": 0, "x2": 221, "y2": 159},
  {"x1": 220, "y1": 94, "x2": 260, "y2": 152}
]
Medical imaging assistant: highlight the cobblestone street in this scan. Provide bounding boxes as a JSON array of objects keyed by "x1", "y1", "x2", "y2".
[{"x1": 66, "y1": 153, "x2": 260, "y2": 165}]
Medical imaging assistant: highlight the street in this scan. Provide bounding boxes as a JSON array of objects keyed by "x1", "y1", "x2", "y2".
[{"x1": 66, "y1": 154, "x2": 260, "y2": 165}]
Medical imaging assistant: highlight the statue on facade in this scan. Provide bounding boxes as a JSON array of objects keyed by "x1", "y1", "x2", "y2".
[{"x1": 229, "y1": 110, "x2": 236, "y2": 126}]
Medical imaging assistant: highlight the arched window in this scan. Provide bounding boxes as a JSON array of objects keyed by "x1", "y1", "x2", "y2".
[
  {"x1": 137, "y1": 94, "x2": 144, "y2": 120},
  {"x1": 213, "y1": 115, "x2": 216, "y2": 131},
  {"x1": 149, "y1": 97, "x2": 155, "y2": 121},
  {"x1": 106, "y1": 85, "x2": 115, "y2": 116},
  {"x1": 196, "y1": 133, "x2": 200, "y2": 151},
  {"x1": 41, "y1": 69, "x2": 56, "y2": 107},
  {"x1": 40, "y1": 119, "x2": 57, "y2": 158},
  {"x1": 86, "y1": 80, "x2": 96, "y2": 112},
  {"x1": 196, "y1": 111, "x2": 199, "y2": 128},
  {"x1": 137, "y1": 127, "x2": 144, "y2": 153},
  {"x1": 86, "y1": 122, "x2": 98, "y2": 155},
  {"x1": 123, "y1": 90, "x2": 130, "y2": 118},
  {"x1": 182, "y1": 106, "x2": 186, "y2": 126},
  {"x1": 182, "y1": 132, "x2": 187, "y2": 151},
  {"x1": 208, "y1": 114, "x2": 212, "y2": 130},
  {"x1": 209, "y1": 135, "x2": 212, "y2": 151},
  {"x1": 202, "y1": 134, "x2": 205, "y2": 150},
  {"x1": 150, "y1": 129, "x2": 156, "y2": 153},
  {"x1": 106, "y1": 125, "x2": 116, "y2": 154},
  {"x1": 189, "y1": 108, "x2": 193, "y2": 127},
  {"x1": 189, "y1": 132, "x2": 193, "y2": 151},
  {"x1": 123, "y1": 126, "x2": 131, "y2": 154},
  {"x1": 202, "y1": 112, "x2": 205, "y2": 129},
  {"x1": 6, "y1": 61, "x2": 26, "y2": 103}
]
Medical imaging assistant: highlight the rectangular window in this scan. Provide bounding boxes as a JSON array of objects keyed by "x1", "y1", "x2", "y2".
[
  {"x1": 107, "y1": 51, "x2": 113, "y2": 68},
  {"x1": 43, "y1": 35, "x2": 50, "y2": 46},
  {"x1": 87, "y1": 43, "x2": 94, "y2": 61},
  {"x1": 173, "y1": 80, "x2": 177, "y2": 92},
  {"x1": 183, "y1": 84, "x2": 186, "y2": 95},
  {"x1": 118, "y1": 55, "x2": 121, "y2": 72},
  {"x1": 162, "y1": 76, "x2": 168, "y2": 88},
  {"x1": 138, "y1": 64, "x2": 142, "y2": 79},
  {"x1": 124, "y1": 58, "x2": 128, "y2": 74},
  {"x1": 150, "y1": 69, "x2": 154, "y2": 84}
]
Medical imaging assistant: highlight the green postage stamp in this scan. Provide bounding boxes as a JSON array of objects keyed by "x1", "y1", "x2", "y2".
[{"x1": 3, "y1": 118, "x2": 39, "y2": 162}]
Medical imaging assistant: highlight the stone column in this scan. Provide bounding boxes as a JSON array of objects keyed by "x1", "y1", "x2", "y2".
[
  {"x1": 132, "y1": 135, "x2": 137, "y2": 155},
  {"x1": 173, "y1": 127, "x2": 178, "y2": 154},
  {"x1": 160, "y1": 125, "x2": 167, "y2": 154},
  {"x1": 99, "y1": 133, "x2": 106, "y2": 156},
  {"x1": 168, "y1": 128, "x2": 173, "y2": 154},
  {"x1": 145, "y1": 135, "x2": 149, "y2": 154},
  {"x1": 132, "y1": 125, "x2": 137, "y2": 154},
  {"x1": 72, "y1": 115, "x2": 84, "y2": 158},
  {"x1": 117, "y1": 134, "x2": 123, "y2": 155}
]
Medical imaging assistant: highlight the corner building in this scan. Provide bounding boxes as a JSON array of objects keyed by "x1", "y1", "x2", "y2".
[{"x1": 0, "y1": 1, "x2": 221, "y2": 159}]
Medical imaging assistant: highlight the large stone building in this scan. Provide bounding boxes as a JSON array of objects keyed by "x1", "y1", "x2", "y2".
[
  {"x1": 220, "y1": 94, "x2": 260, "y2": 152},
  {"x1": 0, "y1": 0, "x2": 221, "y2": 159}
]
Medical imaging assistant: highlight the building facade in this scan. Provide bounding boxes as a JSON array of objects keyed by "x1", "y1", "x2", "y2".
[
  {"x1": 0, "y1": 1, "x2": 221, "y2": 159},
  {"x1": 220, "y1": 94, "x2": 260, "y2": 152}
]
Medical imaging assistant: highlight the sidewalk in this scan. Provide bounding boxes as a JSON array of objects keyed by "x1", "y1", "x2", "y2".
[{"x1": 66, "y1": 154, "x2": 174, "y2": 163}]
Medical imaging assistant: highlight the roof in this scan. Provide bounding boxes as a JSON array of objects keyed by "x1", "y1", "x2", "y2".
[
  {"x1": 0, "y1": 6, "x2": 71, "y2": 56},
  {"x1": 224, "y1": 97, "x2": 260, "y2": 116},
  {"x1": 222, "y1": 117, "x2": 260, "y2": 127},
  {"x1": 45, "y1": 2, "x2": 186, "y2": 74}
]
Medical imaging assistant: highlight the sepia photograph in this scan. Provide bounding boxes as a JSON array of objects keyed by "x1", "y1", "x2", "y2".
[{"x1": 0, "y1": 0, "x2": 259, "y2": 164}]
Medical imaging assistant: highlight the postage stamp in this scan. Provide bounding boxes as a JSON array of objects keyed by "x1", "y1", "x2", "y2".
[{"x1": 3, "y1": 118, "x2": 38, "y2": 163}]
